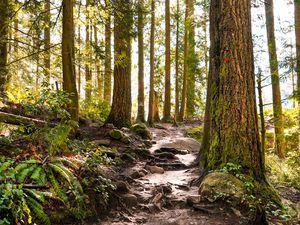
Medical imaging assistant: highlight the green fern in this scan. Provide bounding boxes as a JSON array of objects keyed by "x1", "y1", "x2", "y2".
[
  {"x1": 26, "y1": 195, "x2": 51, "y2": 225},
  {"x1": 17, "y1": 164, "x2": 38, "y2": 183}
]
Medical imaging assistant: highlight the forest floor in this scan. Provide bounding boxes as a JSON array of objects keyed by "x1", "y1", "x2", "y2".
[{"x1": 89, "y1": 123, "x2": 241, "y2": 225}]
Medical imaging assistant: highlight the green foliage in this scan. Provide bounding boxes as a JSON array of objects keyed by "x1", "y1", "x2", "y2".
[
  {"x1": 187, "y1": 126, "x2": 203, "y2": 142},
  {"x1": 80, "y1": 98, "x2": 110, "y2": 122}
]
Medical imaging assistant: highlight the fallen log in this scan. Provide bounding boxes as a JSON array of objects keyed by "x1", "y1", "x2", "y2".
[{"x1": 0, "y1": 111, "x2": 56, "y2": 127}]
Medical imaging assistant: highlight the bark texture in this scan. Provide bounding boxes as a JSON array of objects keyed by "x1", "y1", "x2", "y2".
[
  {"x1": 44, "y1": 0, "x2": 51, "y2": 83},
  {"x1": 106, "y1": 0, "x2": 132, "y2": 128},
  {"x1": 137, "y1": 0, "x2": 145, "y2": 122},
  {"x1": 62, "y1": 0, "x2": 79, "y2": 122},
  {"x1": 265, "y1": 0, "x2": 286, "y2": 158},
  {"x1": 0, "y1": 0, "x2": 9, "y2": 94},
  {"x1": 104, "y1": 0, "x2": 112, "y2": 103},
  {"x1": 148, "y1": 0, "x2": 155, "y2": 126},
  {"x1": 203, "y1": 0, "x2": 265, "y2": 180},
  {"x1": 175, "y1": 0, "x2": 180, "y2": 120},
  {"x1": 163, "y1": 0, "x2": 171, "y2": 121}
]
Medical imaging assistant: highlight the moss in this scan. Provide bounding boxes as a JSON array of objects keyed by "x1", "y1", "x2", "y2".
[
  {"x1": 130, "y1": 123, "x2": 151, "y2": 139},
  {"x1": 187, "y1": 126, "x2": 203, "y2": 142},
  {"x1": 109, "y1": 129, "x2": 123, "y2": 140}
]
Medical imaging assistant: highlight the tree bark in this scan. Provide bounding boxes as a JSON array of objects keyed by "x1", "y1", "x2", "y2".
[
  {"x1": 94, "y1": 25, "x2": 102, "y2": 98},
  {"x1": 85, "y1": 1, "x2": 92, "y2": 101},
  {"x1": 104, "y1": 0, "x2": 112, "y2": 103},
  {"x1": 106, "y1": 0, "x2": 132, "y2": 128},
  {"x1": 178, "y1": 1, "x2": 189, "y2": 122},
  {"x1": 264, "y1": 0, "x2": 286, "y2": 158},
  {"x1": 148, "y1": 0, "x2": 155, "y2": 126},
  {"x1": 163, "y1": 0, "x2": 171, "y2": 122},
  {"x1": 204, "y1": 0, "x2": 265, "y2": 180},
  {"x1": 62, "y1": 0, "x2": 79, "y2": 122},
  {"x1": 186, "y1": 0, "x2": 196, "y2": 118},
  {"x1": 0, "y1": 0, "x2": 9, "y2": 94},
  {"x1": 137, "y1": 0, "x2": 145, "y2": 122},
  {"x1": 44, "y1": 0, "x2": 51, "y2": 84},
  {"x1": 175, "y1": 0, "x2": 180, "y2": 120}
]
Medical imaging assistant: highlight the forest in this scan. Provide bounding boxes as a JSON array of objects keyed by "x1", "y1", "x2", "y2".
[{"x1": 0, "y1": 0, "x2": 299, "y2": 224}]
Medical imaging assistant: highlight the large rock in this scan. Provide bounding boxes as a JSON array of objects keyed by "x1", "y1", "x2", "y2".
[
  {"x1": 109, "y1": 129, "x2": 124, "y2": 140},
  {"x1": 131, "y1": 123, "x2": 152, "y2": 139},
  {"x1": 199, "y1": 172, "x2": 245, "y2": 205},
  {"x1": 121, "y1": 193, "x2": 138, "y2": 207},
  {"x1": 145, "y1": 165, "x2": 165, "y2": 174}
]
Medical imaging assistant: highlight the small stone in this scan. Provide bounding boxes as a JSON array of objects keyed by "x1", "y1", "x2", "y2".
[
  {"x1": 115, "y1": 181, "x2": 130, "y2": 193},
  {"x1": 121, "y1": 135, "x2": 130, "y2": 144},
  {"x1": 145, "y1": 165, "x2": 164, "y2": 174},
  {"x1": 121, "y1": 193, "x2": 138, "y2": 207},
  {"x1": 186, "y1": 195, "x2": 201, "y2": 206},
  {"x1": 231, "y1": 207, "x2": 242, "y2": 217},
  {"x1": 121, "y1": 153, "x2": 136, "y2": 163},
  {"x1": 109, "y1": 129, "x2": 123, "y2": 140},
  {"x1": 105, "y1": 123, "x2": 115, "y2": 129},
  {"x1": 131, "y1": 171, "x2": 145, "y2": 179}
]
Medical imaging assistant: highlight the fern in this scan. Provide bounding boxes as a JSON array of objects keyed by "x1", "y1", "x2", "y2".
[
  {"x1": 26, "y1": 195, "x2": 51, "y2": 225},
  {"x1": 47, "y1": 169, "x2": 68, "y2": 204},
  {"x1": 17, "y1": 164, "x2": 38, "y2": 183}
]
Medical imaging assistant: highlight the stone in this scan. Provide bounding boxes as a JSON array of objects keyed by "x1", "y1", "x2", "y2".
[
  {"x1": 121, "y1": 193, "x2": 138, "y2": 207},
  {"x1": 115, "y1": 181, "x2": 130, "y2": 193},
  {"x1": 93, "y1": 139, "x2": 111, "y2": 146},
  {"x1": 121, "y1": 135, "x2": 130, "y2": 144},
  {"x1": 199, "y1": 172, "x2": 245, "y2": 206},
  {"x1": 131, "y1": 170, "x2": 146, "y2": 179},
  {"x1": 131, "y1": 123, "x2": 152, "y2": 139},
  {"x1": 121, "y1": 153, "x2": 136, "y2": 163},
  {"x1": 145, "y1": 165, "x2": 165, "y2": 174},
  {"x1": 109, "y1": 129, "x2": 123, "y2": 140},
  {"x1": 186, "y1": 195, "x2": 201, "y2": 206}
]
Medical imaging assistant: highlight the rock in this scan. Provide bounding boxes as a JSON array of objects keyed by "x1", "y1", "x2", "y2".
[
  {"x1": 89, "y1": 122, "x2": 103, "y2": 128},
  {"x1": 121, "y1": 193, "x2": 138, "y2": 207},
  {"x1": 109, "y1": 129, "x2": 123, "y2": 140},
  {"x1": 131, "y1": 123, "x2": 152, "y2": 139},
  {"x1": 145, "y1": 165, "x2": 165, "y2": 174},
  {"x1": 131, "y1": 170, "x2": 146, "y2": 179},
  {"x1": 121, "y1": 135, "x2": 130, "y2": 144},
  {"x1": 186, "y1": 195, "x2": 201, "y2": 206},
  {"x1": 93, "y1": 139, "x2": 111, "y2": 146},
  {"x1": 143, "y1": 140, "x2": 152, "y2": 147},
  {"x1": 115, "y1": 181, "x2": 130, "y2": 193},
  {"x1": 154, "y1": 152, "x2": 178, "y2": 160},
  {"x1": 231, "y1": 207, "x2": 242, "y2": 217},
  {"x1": 121, "y1": 127, "x2": 130, "y2": 133},
  {"x1": 199, "y1": 172, "x2": 245, "y2": 206},
  {"x1": 105, "y1": 123, "x2": 115, "y2": 129},
  {"x1": 121, "y1": 153, "x2": 136, "y2": 163}
]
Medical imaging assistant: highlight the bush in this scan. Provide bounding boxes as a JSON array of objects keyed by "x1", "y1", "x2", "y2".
[{"x1": 80, "y1": 98, "x2": 110, "y2": 122}]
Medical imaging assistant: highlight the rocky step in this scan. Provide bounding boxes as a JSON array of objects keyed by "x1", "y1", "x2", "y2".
[{"x1": 154, "y1": 147, "x2": 189, "y2": 155}]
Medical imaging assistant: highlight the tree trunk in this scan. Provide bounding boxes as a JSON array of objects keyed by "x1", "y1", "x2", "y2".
[
  {"x1": 104, "y1": 0, "x2": 112, "y2": 103},
  {"x1": 257, "y1": 69, "x2": 266, "y2": 167},
  {"x1": 148, "y1": 0, "x2": 155, "y2": 126},
  {"x1": 204, "y1": 0, "x2": 265, "y2": 180},
  {"x1": 106, "y1": 0, "x2": 132, "y2": 128},
  {"x1": 77, "y1": 24, "x2": 81, "y2": 99},
  {"x1": 94, "y1": 25, "x2": 102, "y2": 98},
  {"x1": 44, "y1": 0, "x2": 51, "y2": 84},
  {"x1": 264, "y1": 0, "x2": 286, "y2": 158},
  {"x1": 178, "y1": 1, "x2": 189, "y2": 122},
  {"x1": 137, "y1": 0, "x2": 145, "y2": 122},
  {"x1": 163, "y1": 0, "x2": 171, "y2": 122},
  {"x1": 85, "y1": 1, "x2": 92, "y2": 101},
  {"x1": 175, "y1": 0, "x2": 180, "y2": 120},
  {"x1": 186, "y1": 0, "x2": 196, "y2": 118},
  {"x1": 62, "y1": 0, "x2": 79, "y2": 122},
  {"x1": 0, "y1": 0, "x2": 9, "y2": 94}
]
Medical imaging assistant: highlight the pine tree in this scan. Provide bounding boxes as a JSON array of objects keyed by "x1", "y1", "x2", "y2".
[{"x1": 104, "y1": 0, "x2": 112, "y2": 103}]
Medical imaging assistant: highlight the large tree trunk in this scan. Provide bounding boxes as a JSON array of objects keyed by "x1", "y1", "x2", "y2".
[
  {"x1": 44, "y1": 0, "x2": 51, "y2": 84},
  {"x1": 163, "y1": 0, "x2": 171, "y2": 122},
  {"x1": 94, "y1": 25, "x2": 102, "y2": 98},
  {"x1": 0, "y1": 0, "x2": 9, "y2": 94},
  {"x1": 148, "y1": 0, "x2": 155, "y2": 126},
  {"x1": 294, "y1": 0, "x2": 300, "y2": 150},
  {"x1": 85, "y1": 1, "x2": 92, "y2": 101},
  {"x1": 178, "y1": 1, "x2": 189, "y2": 122},
  {"x1": 137, "y1": 0, "x2": 145, "y2": 122},
  {"x1": 186, "y1": 0, "x2": 196, "y2": 118},
  {"x1": 106, "y1": 0, "x2": 132, "y2": 128},
  {"x1": 264, "y1": 0, "x2": 286, "y2": 158},
  {"x1": 175, "y1": 0, "x2": 180, "y2": 120},
  {"x1": 62, "y1": 0, "x2": 79, "y2": 122},
  {"x1": 204, "y1": 0, "x2": 265, "y2": 180},
  {"x1": 104, "y1": 0, "x2": 112, "y2": 103}
]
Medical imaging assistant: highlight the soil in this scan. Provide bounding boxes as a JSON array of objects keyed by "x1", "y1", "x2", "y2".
[{"x1": 87, "y1": 123, "x2": 241, "y2": 225}]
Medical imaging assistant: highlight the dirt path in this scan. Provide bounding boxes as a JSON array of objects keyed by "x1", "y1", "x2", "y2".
[{"x1": 94, "y1": 123, "x2": 239, "y2": 225}]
